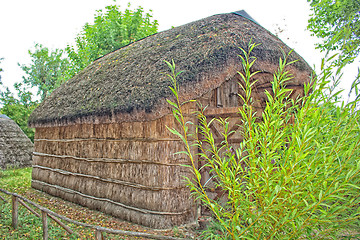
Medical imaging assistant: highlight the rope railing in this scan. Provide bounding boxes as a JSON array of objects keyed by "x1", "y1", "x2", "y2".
[{"x1": 0, "y1": 188, "x2": 191, "y2": 240}]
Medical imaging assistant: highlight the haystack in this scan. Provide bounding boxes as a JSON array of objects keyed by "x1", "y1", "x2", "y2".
[
  {"x1": 0, "y1": 114, "x2": 33, "y2": 169},
  {"x1": 28, "y1": 11, "x2": 312, "y2": 228}
]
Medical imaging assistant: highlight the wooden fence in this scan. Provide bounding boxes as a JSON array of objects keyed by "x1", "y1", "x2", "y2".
[{"x1": 0, "y1": 188, "x2": 190, "y2": 240}]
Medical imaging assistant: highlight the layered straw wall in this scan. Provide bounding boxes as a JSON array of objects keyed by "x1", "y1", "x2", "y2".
[
  {"x1": 31, "y1": 64, "x2": 309, "y2": 228},
  {"x1": 32, "y1": 107, "x2": 198, "y2": 229}
]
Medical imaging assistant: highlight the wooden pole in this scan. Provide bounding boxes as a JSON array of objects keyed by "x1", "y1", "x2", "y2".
[
  {"x1": 42, "y1": 210, "x2": 48, "y2": 240},
  {"x1": 47, "y1": 214, "x2": 74, "y2": 235},
  {"x1": 11, "y1": 195, "x2": 18, "y2": 229},
  {"x1": 0, "y1": 194, "x2": 7, "y2": 203},
  {"x1": 95, "y1": 228, "x2": 104, "y2": 240},
  {"x1": 18, "y1": 198, "x2": 40, "y2": 218}
]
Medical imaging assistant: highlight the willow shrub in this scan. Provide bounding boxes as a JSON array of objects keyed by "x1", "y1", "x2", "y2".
[{"x1": 166, "y1": 43, "x2": 360, "y2": 239}]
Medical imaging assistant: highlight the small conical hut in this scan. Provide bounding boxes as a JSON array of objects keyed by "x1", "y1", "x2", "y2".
[
  {"x1": 0, "y1": 114, "x2": 33, "y2": 169},
  {"x1": 28, "y1": 11, "x2": 312, "y2": 228}
]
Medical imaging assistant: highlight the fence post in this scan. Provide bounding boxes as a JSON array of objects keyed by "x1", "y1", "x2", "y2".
[
  {"x1": 95, "y1": 228, "x2": 104, "y2": 240},
  {"x1": 42, "y1": 210, "x2": 49, "y2": 240},
  {"x1": 11, "y1": 195, "x2": 18, "y2": 229}
]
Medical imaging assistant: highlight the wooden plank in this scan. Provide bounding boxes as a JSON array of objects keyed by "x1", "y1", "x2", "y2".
[
  {"x1": 204, "y1": 106, "x2": 239, "y2": 117},
  {"x1": 210, "y1": 88, "x2": 216, "y2": 107},
  {"x1": 204, "y1": 107, "x2": 264, "y2": 118},
  {"x1": 42, "y1": 211, "x2": 49, "y2": 240},
  {"x1": 11, "y1": 196, "x2": 18, "y2": 229},
  {"x1": 215, "y1": 88, "x2": 220, "y2": 107},
  {"x1": 213, "y1": 138, "x2": 243, "y2": 144},
  {"x1": 230, "y1": 78, "x2": 238, "y2": 107},
  {"x1": 208, "y1": 121, "x2": 222, "y2": 138}
]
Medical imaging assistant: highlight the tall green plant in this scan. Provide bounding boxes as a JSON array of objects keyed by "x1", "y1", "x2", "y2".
[{"x1": 166, "y1": 42, "x2": 360, "y2": 239}]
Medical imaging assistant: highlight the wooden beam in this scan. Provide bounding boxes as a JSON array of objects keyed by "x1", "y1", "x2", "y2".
[
  {"x1": 18, "y1": 198, "x2": 41, "y2": 218},
  {"x1": 48, "y1": 213, "x2": 74, "y2": 235}
]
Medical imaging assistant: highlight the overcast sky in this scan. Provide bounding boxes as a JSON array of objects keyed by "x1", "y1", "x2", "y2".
[{"x1": 0, "y1": 0, "x2": 356, "y2": 98}]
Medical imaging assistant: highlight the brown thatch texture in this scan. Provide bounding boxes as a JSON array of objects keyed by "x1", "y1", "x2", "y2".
[
  {"x1": 28, "y1": 12, "x2": 312, "y2": 128},
  {"x1": 0, "y1": 114, "x2": 33, "y2": 169},
  {"x1": 31, "y1": 113, "x2": 197, "y2": 229}
]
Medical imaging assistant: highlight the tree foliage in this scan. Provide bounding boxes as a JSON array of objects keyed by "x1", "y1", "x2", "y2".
[
  {"x1": 19, "y1": 44, "x2": 71, "y2": 100},
  {"x1": 65, "y1": 3, "x2": 158, "y2": 74},
  {"x1": 17, "y1": 3, "x2": 158, "y2": 101},
  {"x1": 18, "y1": 3, "x2": 157, "y2": 102},
  {"x1": 0, "y1": 59, "x2": 37, "y2": 141},
  {"x1": 0, "y1": 2, "x2": 158, "y2": 141},
  {"x1": 307, "y1": 0, "x2": 360, "y2": 60},
  {"x1": 0, "y1": 83, "x2": 38, "y2": 142}
]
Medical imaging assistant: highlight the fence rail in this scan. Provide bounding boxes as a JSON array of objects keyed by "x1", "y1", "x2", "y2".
[{"x1": 0, "y1": 188, "x2": 190, "y2": 240}]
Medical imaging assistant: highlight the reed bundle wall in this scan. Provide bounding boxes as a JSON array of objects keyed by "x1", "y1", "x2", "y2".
[
  {"x1": 32, "y1": 112, "x2": 197, "y2": 229},
  {"x1": 31, "y1": 74, "x2": 308, "y2": 228}
]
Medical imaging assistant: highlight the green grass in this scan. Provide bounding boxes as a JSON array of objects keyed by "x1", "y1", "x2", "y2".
[
  {"x1": 0, "y1": 167, "x2": 79, "y2": 239},
  {"x1": 0, "y1": 202, "x2": 79, "y2": 239},
  {"x1": 0, "y1": 167, "x2": 32, "y2": 194},
  {"x1": 0, "y1": 167, "x2": 186, "y2": 239}
]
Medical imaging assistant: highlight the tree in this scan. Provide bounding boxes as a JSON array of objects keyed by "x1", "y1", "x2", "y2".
[
  {"x1": 307, "y1": 0, "x2": 360, "y2": 60},
  {"x1": 66, "y1": 2, "x2": 158, "y2": 74},
  {"x1": 1, "y1": 2, "x2": 158, "y2": 141},
  {"x1": 19, "y1": 3, "x2": 158, "y2": 100},
  {"x1": 0, "y1": 83, "x2": 38, "y2": 141},
  {"x1": 19, "y1": 44, "x2": 71, "y2": 101}
]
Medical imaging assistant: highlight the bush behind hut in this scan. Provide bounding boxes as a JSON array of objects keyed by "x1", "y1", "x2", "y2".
[{"x1": 166, "y1": 42, "x2": 360, "y2": 239}]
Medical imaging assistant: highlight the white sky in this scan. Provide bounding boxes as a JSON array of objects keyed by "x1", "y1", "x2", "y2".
[{"x1": 0, "y1": 0, "x2": 357, "y2": 98}]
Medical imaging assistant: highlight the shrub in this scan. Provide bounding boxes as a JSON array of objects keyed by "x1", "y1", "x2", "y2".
[{"x1": 166, "y1": 42, "x2": 360, "y2": 239}]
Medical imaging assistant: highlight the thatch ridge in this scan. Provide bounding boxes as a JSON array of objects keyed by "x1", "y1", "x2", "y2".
[{"x1": 28, "y1": 12, "x2": 312, "y2": 127}]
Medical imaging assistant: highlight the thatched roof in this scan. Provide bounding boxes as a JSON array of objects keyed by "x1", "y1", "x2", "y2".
[
  {"x1": 0, "y1": 115, "x2": 33, "y2": 169},
  {"x1": 29, "y1": 12, "x2": 312, "y2": 127}
]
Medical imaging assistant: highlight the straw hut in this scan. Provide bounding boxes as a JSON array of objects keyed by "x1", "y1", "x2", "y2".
[
  {"x1": 0, "y1": 114, "x2": 33, "y2": 169},
  {"x1": 28, "y1": 11, "x2": 312, "y2": 228}
]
